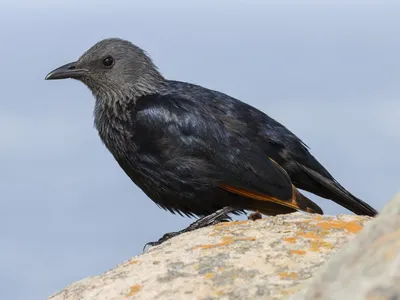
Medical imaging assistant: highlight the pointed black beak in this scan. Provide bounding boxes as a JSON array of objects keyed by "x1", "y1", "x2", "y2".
[{"x1": 45, "y1": 62, "x2": 87, "y2": 80}]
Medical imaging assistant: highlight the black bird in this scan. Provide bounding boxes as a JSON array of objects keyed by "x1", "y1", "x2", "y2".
[{"x1": 45, "y1": 38, "x2": 377, "y2": 245}]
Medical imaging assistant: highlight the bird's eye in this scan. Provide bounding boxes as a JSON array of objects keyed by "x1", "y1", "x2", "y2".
[{"x1": 102, "y1": 56, "x2": 114, "y2": 67}]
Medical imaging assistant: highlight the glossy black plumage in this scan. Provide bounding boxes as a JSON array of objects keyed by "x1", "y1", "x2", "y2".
[
  {"x1": 103, "y1": 80, "x2": 376, "y2": 217},
  {"x1": 45, "y1": 38, "x2": 377, "y2": 227}
]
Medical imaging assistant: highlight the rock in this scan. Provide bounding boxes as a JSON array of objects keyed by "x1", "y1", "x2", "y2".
[
  {"x1": 292, "y1": 193, "x2": 400, "y2": 300},
  {"x1": 48, "y1": 212, "x2": 372, "y2": 300}
]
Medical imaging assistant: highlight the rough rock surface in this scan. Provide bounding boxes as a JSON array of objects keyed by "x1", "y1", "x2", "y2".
[
  {"x1": 292, "y1": 193, "x2": 400, "y2": 300},
  {"x1": 48, "y1": 212, "x2": 372, "y2": 300}
]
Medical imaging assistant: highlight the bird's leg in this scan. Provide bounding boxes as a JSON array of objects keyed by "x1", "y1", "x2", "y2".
[{"x1": 143, "y1": 206, "x2": 235, "y2": 252}]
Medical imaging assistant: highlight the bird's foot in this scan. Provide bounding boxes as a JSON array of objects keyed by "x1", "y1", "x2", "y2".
[{"x1": 143, "y1": 206, "x2": 235, "y2": 252}]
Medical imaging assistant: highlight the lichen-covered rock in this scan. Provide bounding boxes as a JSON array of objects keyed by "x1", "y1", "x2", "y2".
[
  {"x1": 292, "y1": 193, "x2": 400, "y2": 300},
  {"x1": 48, "y1": 212, "x2": 371, "y2": 300}
]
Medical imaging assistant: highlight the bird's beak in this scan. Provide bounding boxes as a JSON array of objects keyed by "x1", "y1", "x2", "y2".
[{"x1": 45, "y1": 62, "x2": 87, "y2": 80}]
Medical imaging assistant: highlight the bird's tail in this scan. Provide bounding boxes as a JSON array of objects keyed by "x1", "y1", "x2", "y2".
[
  {"x1": 326, "y1": 186, "x2": 378, "y2": 217},
  {"x1": 299, "y1": 165, "x2": 378, "y2": 217}
]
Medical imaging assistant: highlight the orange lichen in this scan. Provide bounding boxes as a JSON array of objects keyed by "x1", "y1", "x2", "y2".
[
  {"x1": 204, "y1": 273, "x2": 215, "y2": 279},
  {"x1": 208, "y1": 230, "x2": 232, "y2": 237},
  {"x1": 316, "y1": 220, "x2": 363, "y2": 233},
  {"x1": 192, "y1": 236, "x2": 256, "y2": 250},
  {"x1": 195, "y1": 242, "x2": 226, "y2": 249},
  {"x1": 309, "y1": 240, "x2": 334, "y2": 252},
  {"x1": 290, "y1": 249, "x2": 306, "y2": 255},
  {"x1": 208, "y1": 232, "x2": 218, "y2": 237},
  {"x1": 194, "y1": 236, "x2": 234, "y2": 249},
  {"x1": 126, "y1": 284, "x2": 142, "y2": 297},
  {"x1": 279, "y1": 272, "x2": 299, "y2": 280},
  {"x1": 208, "y1": 221, "x2": 249, "y2": 236},
  {"x1": 284, "y1": 237, "x2": 297, "y2": 243},
  {"x1": 296, "y1": 231, "x2": 321, "y2": 239},
  {"x1": 129, "y1": 259, "x2": 140, "y2": 265},
  {"x1": 240, "y1": 237, "x2": 256, "y2": 241},
  {"x1": 216, "y1": 267, "x2": 225, "y2": 271}
]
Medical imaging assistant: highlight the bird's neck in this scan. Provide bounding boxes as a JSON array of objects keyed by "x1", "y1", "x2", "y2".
[
  {"x1": 92, "y1": 75, "x2": 169, "y2": 154},
  {"x1": 93, "y1": 73, "x2": 166, "y2": 121},
  {"x1": 93, "y1": 98, "x2": 132, "y2": 153},
  {"x1": 92, "y1": 87, "x2": 162, "y2": 154}
]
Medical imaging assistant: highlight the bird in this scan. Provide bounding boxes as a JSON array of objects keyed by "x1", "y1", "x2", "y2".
[{"x1": 45, "y1": 38, "x2": 377, "y2": 245}]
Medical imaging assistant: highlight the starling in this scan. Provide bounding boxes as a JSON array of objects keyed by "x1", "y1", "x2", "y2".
[{"x1": 45, "y1": 38, "x2": 377, "y2": 246}]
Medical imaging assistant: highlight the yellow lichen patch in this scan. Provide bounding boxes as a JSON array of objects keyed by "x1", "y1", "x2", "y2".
[
  {"x1": 204, "y1": 273, "x2": 215, "y2": 279},
  {"x1": 290, "y1": 249, "x2": 306, "y2": 255},
  {"x1": 126, "y1": 284, "x2": 142, "y2": 297},
  {"x1": 296, "y1": 231, "x2": 321, "y2": 240},
  {"x1": 208, "y1": 220, "x2": 252, "y2": 236},
  {"x1": 194, "y1": 242, "x2": 226, "y2": 249},
  {"x1": 284, "y1": 237, "x2": 297, "y2": 243},
  {"x1": 235, "y1": 236, "x2": 256, "y2": 241},
  {"x1": 201, "y1": 236, "x2": 234, "y2": 249},
  {"x1": 192, "y1": 236, "x2": 256, "y2": 250},
  {"x1": 129, "y1": 259, "x2": 140, "y2": 265},
  {"x1": 309, "y1": 240, "x2": 334, "y2": 252},
  {"x1": 215, "y1": 290, "x2": 225, "y2": 296},
  {"x1": 208, "y1": 230, "x2": 232, "y2": 237},
  {"x1": 279, "y1": 272, "x2": 299, "y2": 280},
  {"x1": 316, "y1": 220, "x2": 363, "y2": 234}
]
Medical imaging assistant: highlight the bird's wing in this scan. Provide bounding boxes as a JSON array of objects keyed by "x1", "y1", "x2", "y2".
[
  {"x1": 218, "y1": 157, "x2": 323, "y2": 215},
  {"x1": 133, "y1": 93, "x2": 322, "y2": 215},
  {"x1": 183, "y1": 85, "x2": 376, "y2": 216},
  {"x1": 223, "y1": 98, "x2": 377, "y2": 216}
]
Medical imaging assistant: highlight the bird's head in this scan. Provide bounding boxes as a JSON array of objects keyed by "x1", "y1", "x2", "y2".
[{"x1": 45, "y1": 38, "x2": 165, "y2": 102}]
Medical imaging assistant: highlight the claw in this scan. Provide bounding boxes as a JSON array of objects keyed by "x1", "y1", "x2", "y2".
[
  {"x1": 143, "y1": 232, "x2": 180, "y2": 252},
  {"x1": 142, "y1": 206, "x2": 236, "y2": 252}
]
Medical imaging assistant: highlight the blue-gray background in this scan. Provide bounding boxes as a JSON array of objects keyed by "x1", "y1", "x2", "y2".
[{"x1": 1, "y1": 1, "x2": 399, "y2": 299}]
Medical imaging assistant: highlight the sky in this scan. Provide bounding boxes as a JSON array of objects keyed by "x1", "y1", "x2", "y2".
[{"x1": 1, "y1": 1, "x2": 399, "y2": 299}]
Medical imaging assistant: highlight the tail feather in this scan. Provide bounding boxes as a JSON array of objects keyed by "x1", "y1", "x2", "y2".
[
  {"x1": 220, "y1": 183, "x2": 323, "y2": 216},
  {"x1": 254, "y1": 185, "x2": 323, "y2": 216},
  {"x1": 293, "y1": 188, "x2": 324, "y2": 215},
  {"x1": 298, "y1": 165, "x2": 378, "y2": 217}
]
